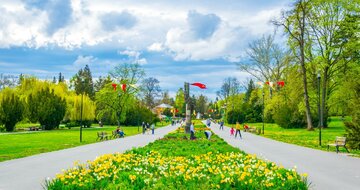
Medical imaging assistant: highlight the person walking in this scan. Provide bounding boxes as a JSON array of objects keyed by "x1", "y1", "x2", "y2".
[
  {"x1": 142, "y1": 122, "x2": 146, "y2": 134},
  {"x1": 219, "y1": 120, "x2": 224, "y2": 130},
  {"x1": 235, "y1": 121, "x2": 242, "y2": 139},
  {"x1": 230, "y1": 127, "x2": 235, "y2": 136},
  {"x1": 151, "y1": 123, "x2": 155, "y2": 135},
  {"x1": 190, "y1": 122, "x2": 195, "y2": 140}
]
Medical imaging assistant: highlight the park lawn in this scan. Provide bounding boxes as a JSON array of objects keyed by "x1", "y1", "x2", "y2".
[
  {"x1": 246, "y1": 117, "x2": 360, "y2": 156},
  {"x1": 0, "y1": 122, "x2": 169, "y2": 162}
]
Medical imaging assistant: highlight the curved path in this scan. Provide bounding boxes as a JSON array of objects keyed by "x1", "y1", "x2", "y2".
[
  {"x1": 0, "y1": 124, "x2": 179, "y2": 190},
  {"x1": 208, "y1": 122, "x2": 360, "y2": 190}
]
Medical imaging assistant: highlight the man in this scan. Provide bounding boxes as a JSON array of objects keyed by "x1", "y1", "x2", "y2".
[
  {"x1": 190, "y1": 122, "x2": 195, "y2": 140},
  {"x1": 219, "y1": 120, "x2": 224, "y2": 130},
  {"x1": 204, "y1": 130, "x2": 212, "y2": 140},
  {"x1": 142, "y1": 122, "x2": 146, "y2": 134}
]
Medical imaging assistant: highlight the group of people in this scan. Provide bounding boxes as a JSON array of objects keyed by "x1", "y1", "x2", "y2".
[
  {"x1": 190, "y1": 121, "x2": 212, "y2": 140},
  {"x1": 142, "y1": 122, "x2": 155, "y2": 135}
]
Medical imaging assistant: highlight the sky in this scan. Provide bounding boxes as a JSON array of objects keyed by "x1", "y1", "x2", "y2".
[{"x1": 0, "y1": 0, "x2": 291, "y2": 99}]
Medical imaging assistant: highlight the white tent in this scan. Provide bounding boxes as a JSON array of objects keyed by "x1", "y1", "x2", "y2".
[{"x1": 155, "y1": 103, "x2": 173, "y2": 109}]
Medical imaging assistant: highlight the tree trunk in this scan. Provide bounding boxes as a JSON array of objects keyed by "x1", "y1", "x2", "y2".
[
  {"x1": 300, "y1": 9, "x2": 313, "y2": 130},
  {"x1": 321, "y1": 67, "x2": 329, "y2": 128}
]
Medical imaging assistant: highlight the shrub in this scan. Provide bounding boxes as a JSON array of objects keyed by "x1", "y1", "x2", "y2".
[
  {"x1": 0, "y1": 89, "x2": 24, "y2": 131},
  {"x1": 28, "y1": 87, "x2": 66, "y2": 130},
  {"x1": 226, "y1": 109, "x2": 245, "y2": 124}
]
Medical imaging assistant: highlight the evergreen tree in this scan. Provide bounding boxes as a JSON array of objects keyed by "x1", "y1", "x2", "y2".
[
  {"x1": 58, "y1": 72, "x2": 64, "y2": 83},
  {"x1": 94, "y1": 75, "x2": 112, "y2": 92},
  {"x1": 73, "y1": 65, "x2": 95, "y2": 100},
  {"x1": 244, "y1": 79, "x2": 255, "y2": 102}
]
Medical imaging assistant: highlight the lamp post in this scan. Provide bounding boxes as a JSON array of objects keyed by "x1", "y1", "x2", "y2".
[
  {"x1": 262, "y1": 90, "x2": 265, "y2": 134},
  {"x1": 317, "y1": 73, "x2": 322, "y2": 146},
  {"x1": 80, "y1": 78, "x2": 84, "y2": 142}
]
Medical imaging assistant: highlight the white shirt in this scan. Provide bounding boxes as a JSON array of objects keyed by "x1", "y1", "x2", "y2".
[{"x1": 190, "y1": 124, "x2": 194, "y2": 132}]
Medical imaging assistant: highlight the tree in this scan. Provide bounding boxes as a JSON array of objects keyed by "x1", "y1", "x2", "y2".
[
  {"x1": 160, "y1": 91, "x2": 173, "y2": 105},
  {"x1": 244, "y1": 79, "x2": 256, "y2": 102},
  {"x1": 273, "y1": 0, "x2": 314, "y2": 130},
  {"x1": 58, "y1": 72, "x2": 64, "y2": 83},
  {"x1": 141, "y1": 77, "x2": 161, "y2": 108},
  {"x1": 72, "y1": 65, "x2": 95, "y2": 100},
  {"x1": 28, "y1": 87, "x2": 66, "y2": 130},
  {"x1": 217, "y1": 77, "x2": 241, "y2": 114},
  {"x1": 237, "y1": 34, "x2": 289, "y2": 82},
  {"x1": 0, "y1": 88, "x2": 24, "y2": 131},
  {"x1": 306, "y1": 0, "x2": 359, "y2": 127},
  {"x1": 94, "y1": 75, "x2": 112, "y2": 92},
  {"x1": 0, "y1": 74, "x2": 17, "y2": 90},
  {"x1": 96, "y1": 62, "x2": 145, "y2": 127},
  {"x1": 175, "y1": 88, "x2": 185, "y2": 115},
  {"x1": 195, "y1": 94, "x2": 208, "y2": 115}
]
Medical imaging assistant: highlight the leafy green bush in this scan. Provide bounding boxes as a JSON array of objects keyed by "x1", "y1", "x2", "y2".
[
  {"x1": 345, "y1": 121, "x2": 360, "y2": 149},
  {"x1": 0, "y1": 89, "x2": 24, "y2": 131},
  {"x1": 226, "y1": 109, "x2": 245, "y2": 124},
  {"x1": 28, "y1": 87, "x2": 66, "y2": 130},
  {"x1": 273, "y1": 105, "x2": 306, "y2": 128}
]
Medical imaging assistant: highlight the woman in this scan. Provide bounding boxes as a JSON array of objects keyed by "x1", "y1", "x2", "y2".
[{"x1": 235, "y1": 121, "x2": 242, "y2": 139}]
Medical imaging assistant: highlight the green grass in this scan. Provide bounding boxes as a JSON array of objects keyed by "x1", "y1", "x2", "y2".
[
  {"x1": 245, "y1": 117, "x2": 360, "y2": 156},
  {"x1": 0, "y1": 122, "x2": 169, "y2": 162}
]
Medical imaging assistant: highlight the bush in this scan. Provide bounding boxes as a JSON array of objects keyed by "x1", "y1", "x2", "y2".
[
  {"x1": 226, "y1": 109, "x2": 245, "y2": 124},
  {"x1": 345, "y1": 121, "x2": 360, "y2": 149},
  {"x1": 0, "y1": 90, "x2": 24, "y2": 132},
  {"x1": 28, "y1": 87, "x2": 66, "y2": 130},
  {"x1": 273, "y1": 105, "x2": 306, "y2": 128}
]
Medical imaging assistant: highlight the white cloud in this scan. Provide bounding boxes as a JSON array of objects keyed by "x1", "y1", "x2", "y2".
[
  {"x1": 73, "y1": 55, "x2": 97, "y2": 67},
  {"x1": 147, "y1": 42, "x2": 164, "y2": 52}
]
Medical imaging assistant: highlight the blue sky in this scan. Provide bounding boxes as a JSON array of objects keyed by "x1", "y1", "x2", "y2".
[{"x1": 0, "y1": 0, "x2": 291, "y2": 99}]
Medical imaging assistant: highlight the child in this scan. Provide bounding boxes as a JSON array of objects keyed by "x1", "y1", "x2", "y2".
[{"x1": 230, "y1": 127, "x2": 235, "y2": 136}]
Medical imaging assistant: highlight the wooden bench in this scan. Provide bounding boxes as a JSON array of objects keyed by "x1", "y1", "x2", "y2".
[
  {"x1": 112, "y1": 130, "x2": 119, "y2": 139},
  {"x1": 327, "y1": 137, "x2": 350, "y2": 153},
  {"x1": 29, "y1": 126, "x2": 40, "y2": 131},
  {"x1": 96, "y1": 132, "x2": 109, "y2": 141},
  {"x1": 244, "y1": 126, "x2": 259, "y2": 134}
]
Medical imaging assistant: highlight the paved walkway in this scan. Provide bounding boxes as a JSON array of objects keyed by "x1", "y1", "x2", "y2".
[
  {"x1": 0, "y1": 124, "x2": 179, "y2": 190},
  {"x1": 208, "y1": 122, "x2": 360, "y2": 190}
]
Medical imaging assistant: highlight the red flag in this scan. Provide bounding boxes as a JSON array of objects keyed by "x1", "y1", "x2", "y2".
[
  {"x1": 191, "y1": 82, "x2": 206, "y2": 89},
  {"x1": 121, "y1": 84, "x2": 126, "y2": 92},
  {"x1": 277, "y1": 81, "x2": 285, "y2": 87},
  {"x1": 112, "y1": 83, "x2": 117, "y2": 91},
  {"x1": 265, "y1": 81, "x2": 270, "y2": 85}
]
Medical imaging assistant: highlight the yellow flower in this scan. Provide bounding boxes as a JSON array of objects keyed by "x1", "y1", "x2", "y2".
[{"x1": 129, "y1": 175, "x2": 137, "y2": 182}]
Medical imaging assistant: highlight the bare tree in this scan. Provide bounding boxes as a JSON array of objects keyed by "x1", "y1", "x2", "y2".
[
  {"x1": 237, "y1": 34, "x2": 290, "y2": 82},
  {"x1": 141, "y1": 77, "x2": 161, "y2": 108},
  {"x1": 0, "y1": 74, "x2": 18, "y2": 90}
]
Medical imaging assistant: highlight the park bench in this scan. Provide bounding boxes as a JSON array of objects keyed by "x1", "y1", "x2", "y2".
[
  {"x1": 112, "y1": 130, "x2": 119, "y2": 139},
  {"x1": 96, "y1": 131, "x2": 109, "y2": 141},
  {"x1": 327, "y1": 137, "x2": 350, "y2": 153},
  {"x1": 244, "y1": 126, "x2": 259, "y2": 134},
  {"x1": 29, "y1": 126, "x2": 40, "y2": 131}
]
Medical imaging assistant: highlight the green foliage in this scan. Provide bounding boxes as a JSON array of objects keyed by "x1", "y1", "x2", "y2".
[
  {"x1": 29, "y1": 87, "x2": 67, "y2": 130},
  {"x1": 123, "y1": 103, "x2": 155, "y2": 126},
  {"x1": 345, "y1": 121, "x2": 360, "y2": 149},
  {"x1": 72, "y1": 64, "x2": 95, "y2": 100},
  {"x1": 226, "y1": 109, "x2": 245, "y2": 124},
  {"x1": 175, "y1": 88, "x2": 185, "y2": 115},
  {"x1": 0, "y1": 88, "x2": 24, "y2": 131}
]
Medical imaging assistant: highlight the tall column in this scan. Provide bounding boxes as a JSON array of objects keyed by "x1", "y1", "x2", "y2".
[{"x1": 184, "y1": 82, "x2": 191, "y2": 133}]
